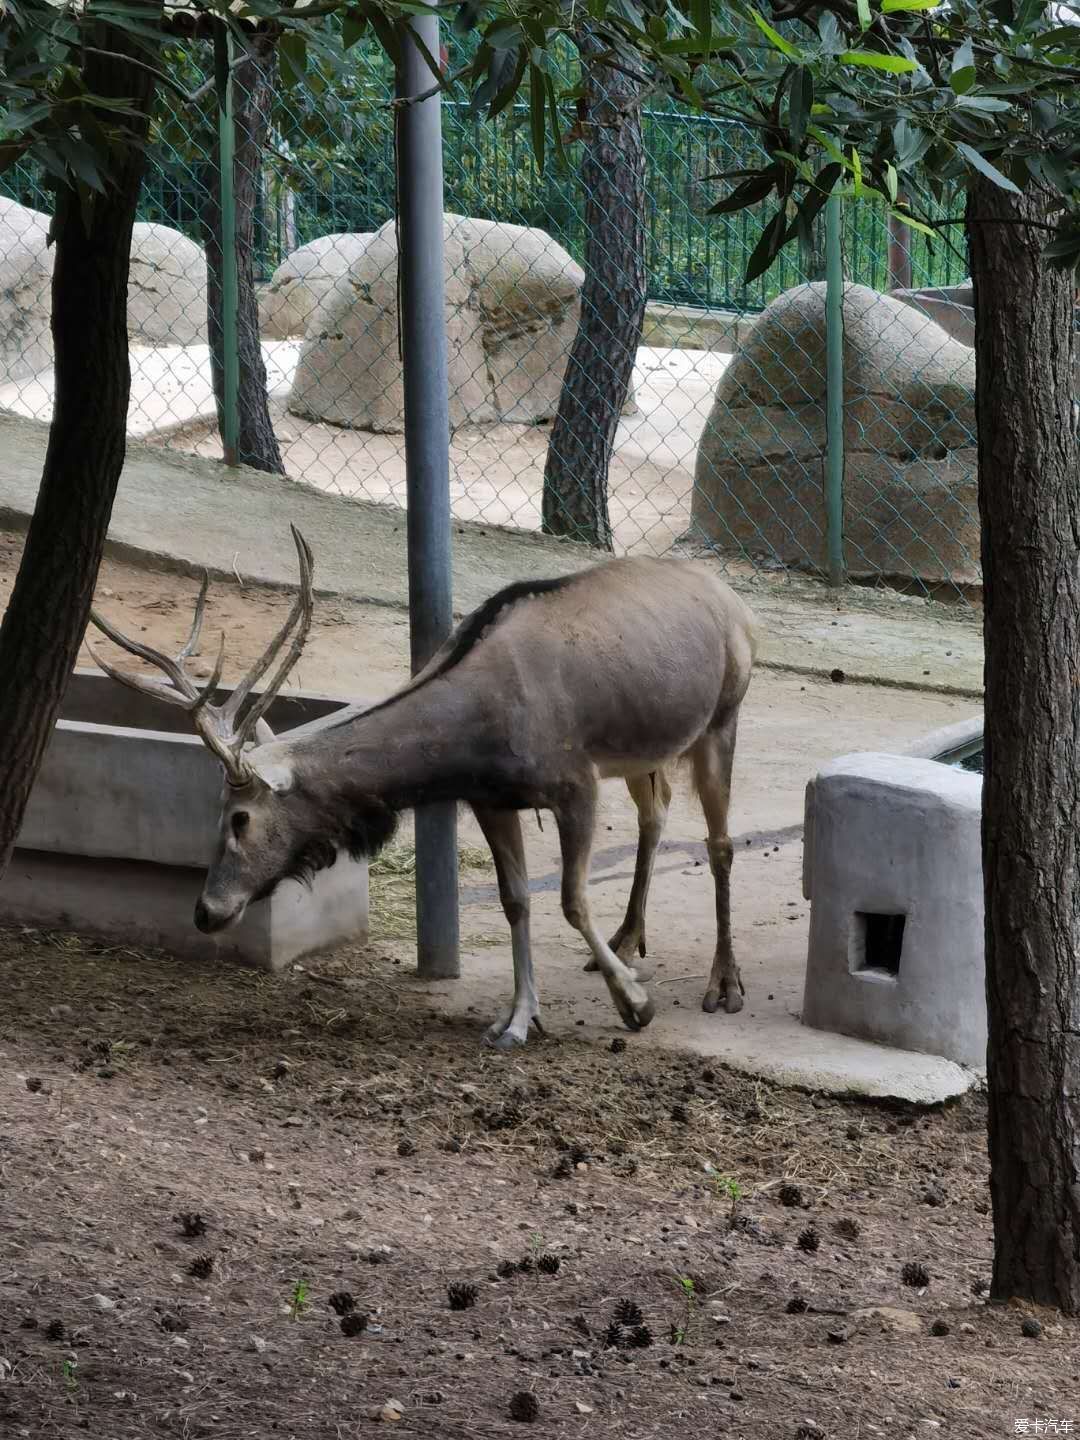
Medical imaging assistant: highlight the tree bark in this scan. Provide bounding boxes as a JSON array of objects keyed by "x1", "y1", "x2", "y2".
[
  {"x1": 0, "y1": 17, "x2": 159, "y2": 876},
  {"x1": 541, "y1": 30, "x2": 646, "y2": 549},
  {"x1": 968, "y1": 177, "x2": 1080, "y2": 1313},
  {"x1": 203, "y1": 31, "x2": 285, "y2": 474}
]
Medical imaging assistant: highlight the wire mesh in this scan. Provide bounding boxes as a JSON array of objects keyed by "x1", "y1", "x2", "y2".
[{"x1": 0, "y1": 46, "x2": 990, "y2": 602}]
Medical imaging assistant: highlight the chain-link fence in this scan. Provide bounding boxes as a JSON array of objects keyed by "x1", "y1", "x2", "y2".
[{"x1": 0, "y1": 41, "x2": 987, "y2": 600}]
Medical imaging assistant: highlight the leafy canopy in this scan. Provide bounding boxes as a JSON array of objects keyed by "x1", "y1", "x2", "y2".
[{"x1": 3, "y1": 0, "x2": 1080, "y2": 275}]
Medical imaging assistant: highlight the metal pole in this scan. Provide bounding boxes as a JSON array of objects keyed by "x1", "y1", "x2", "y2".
[
  {"x1": 214, "y1": 23, "x2": 240, "y2": 467},
  {"x1": 824, "y1": 191, "x2": 845, "y2": 588},
  {"x1": 396, "y1": 13, "x2": 460, "y2": 979}
]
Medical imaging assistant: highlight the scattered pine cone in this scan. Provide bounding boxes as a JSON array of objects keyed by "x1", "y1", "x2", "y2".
[
  {"x1": 509, "y1": 1391, "x2": 540, "y2": 1423},
  {"x1": 786, "y1": 1295, "x2": 809, "y2": 1314},
  {"x1": 796, "y1": 1226, "x2": 820, "y2": 1254},
  {"x1": 328, "y1": 1291, "x2": 356, "y2": 1317},
  {"x1": 1021, "y1": 1317, "x2": 1042, "y2": 1339},
  {"x1": 832, "y1": 1216, "x2": 860, "y2": 1241},
  {"x1": 175, "y1": 1212, "x2": 208, "y2": 1239},
  {"x1": 537, "y1": 1254, "x2": 560, "y2": 1275},
  {"x1": 397, "y1": 1137, "x2": 416, "y2": 1157},
  {"x1": 778, "y1": 1183, "x2": 804, "y2": 1208},
  {"x1": 670, "y1": 1103, "x2": 689, "y2": 1124},
  {"x1": 188, "y1": 1254, "x2": 215, "y2": 1280},
  {"x1": 602, "y1": 1320, "x2": 625, "y2": 1350},
  {"x1": 340, "y1": 1313, "x2": 368, "y2": 1337},
  {"x1": 627, "y1": 1323, "x2": 653, "y2": 1348},
  {"x1": 552, "y1": 1155, "x2": 573, "y2": 1180},
  {"x1": 901, "y1": 1261, "x2": 930, "y2": 1289},
  {"x1": 44, "y1": 1320, "x2": 65, "y2": 1342},
  {"x1": 614, "y1": 1299, "x2": 644, "y2": 1328},
  {"x1": 930, "y1": 1319, "x2": 950, "y2": 1336},
  {"x1": 496, "y1": 1260, "x2": 519, "y2": 1279},
  {"x1": 447, "y1": 1282, "x2": 479, "y2": 1311}
]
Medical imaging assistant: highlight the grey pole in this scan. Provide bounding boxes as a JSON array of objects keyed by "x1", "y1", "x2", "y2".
[{"x1": 395, "y1": 13, "x2": 460, "y2": 979}]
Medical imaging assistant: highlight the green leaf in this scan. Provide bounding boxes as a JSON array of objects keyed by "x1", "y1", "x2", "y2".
[
  {"x1": 955, "y1": 141, "x2": 1022, "y2": 194},
  {"x1": 838, "y1": 50, "x2": 918, "y2": 73},
  {"x1": 954, "y1": 94, "x2": 1011, "y2": 112},
  {"x1": 885, "y1": 161, "x2": 898, "y2": 203},
  {"x1": 707, "y1": 171, "x2": 777, "y2": 215},
  {"x1": 744, "y1": 208, "x2": 788, "y2": 283},
  {"x1": 881, "y1": 0, "x2": 939, "y2": 10},
  {"x1": 341, "y1": 8, "x2": 367, "y2": 48},
  {"x1": 789, "y1": 66, "x2": 813, "y2": 150},
  {"x1": 856, "y1": 0, "x2": 872, "y2": 30},
  {"x1": 528, "y1": 61, "x2": 545, "y2": 176},
  {"x1": 889, "y1": 208, "x2": 936, "y2": 239},
  {"x1": 749, "y1": 9, "x2": 802, "y2": 60},
  {"x1": 692, "y1": 0, "x2": 711, "y2": 52},
  {"x1": 279, "y1": 32, "x2": 308, "y2": 88}
]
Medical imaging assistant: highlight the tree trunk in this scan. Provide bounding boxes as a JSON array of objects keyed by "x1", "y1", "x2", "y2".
[
  {"x1": 203, "y1": 31, "x2": 284, "y2": 474},
  {"x1": 968, "y1": 177, "x2": 1080, "y2": 1313},
  {"x1": 541, "y1": 30, "x2": 646, "y2": 549},
  {"x1": 0, "y1": 21, "x2": 158, "y2": 876}
]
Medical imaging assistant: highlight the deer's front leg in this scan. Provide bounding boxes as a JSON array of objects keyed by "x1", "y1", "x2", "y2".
[
  {"x1": 473, "y1": 806, "x2": 541, "y2": 1048},
  {"x1": 554, "y1": 778, "x2": 655, "y2": 1033}
]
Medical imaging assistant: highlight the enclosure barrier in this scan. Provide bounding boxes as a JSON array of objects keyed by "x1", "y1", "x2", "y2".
[{"x1": 0, "y1": 53, "x2": 982, "y2": 600}]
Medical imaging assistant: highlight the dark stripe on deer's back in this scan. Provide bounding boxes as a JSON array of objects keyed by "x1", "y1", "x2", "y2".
[{"x1": 337, "y1": 573, "x2": 578, "y2": 724}]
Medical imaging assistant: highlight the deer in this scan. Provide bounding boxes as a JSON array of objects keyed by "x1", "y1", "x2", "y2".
[{"x1": 88, "y1": 527, "x2": 757, "y2": 1048}]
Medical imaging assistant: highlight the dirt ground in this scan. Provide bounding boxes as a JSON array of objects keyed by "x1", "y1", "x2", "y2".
[{"x1": 4, "y1": 536, "x2": 1075, "y2": 1438}]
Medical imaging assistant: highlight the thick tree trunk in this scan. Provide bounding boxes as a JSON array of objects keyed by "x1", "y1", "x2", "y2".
[
  {"x1": 0, "y1": 21, "x2": 158, "y2": 876},
  {"x1": 968, "y1": 178, "x2": 1080, "y2": 1313},
  {"x1": 203, "y1": 31, "x2": 284, "y2": 474},
  {"x1": 541, "y1": 30, "x2": 646, "y2": 549}
]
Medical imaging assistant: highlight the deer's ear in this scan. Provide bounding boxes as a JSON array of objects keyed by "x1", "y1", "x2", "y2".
[{"x1": 251, "y1": 758, "x2": 294, "y2": 794}]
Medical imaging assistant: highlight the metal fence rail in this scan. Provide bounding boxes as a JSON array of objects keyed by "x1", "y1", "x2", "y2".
[{"x1": 0, "y1": 60, "x2": 981, "y2": 600}]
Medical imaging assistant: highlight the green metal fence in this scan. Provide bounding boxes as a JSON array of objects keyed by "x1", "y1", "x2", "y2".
[{"x1": 0, "y1": 58, "x2": 983, "y2": 600}]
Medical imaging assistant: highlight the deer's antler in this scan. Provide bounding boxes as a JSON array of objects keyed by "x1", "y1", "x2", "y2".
[{"x1": 88, "y1": 526, "x2": 315, "y2": 786}]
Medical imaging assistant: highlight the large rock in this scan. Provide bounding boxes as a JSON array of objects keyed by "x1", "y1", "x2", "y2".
[
  {"x1": 0, "y1": 196, "x2": 54, "y2": 382},
  {"x1": 259, "y1": 233, "x2": 371, "y2": 339},
  {"x1": 0, "y1": 205, "x2": 207, "y2": 378},
  {"x1": 690, "y1": 282, "x2": 979, "y2": 587},
  {"x1": 288, "y1": 214, "x2": 586, "y2": 431},
  {"x1": 127, "y1": 222, "x2": 207, "y2": 345}
]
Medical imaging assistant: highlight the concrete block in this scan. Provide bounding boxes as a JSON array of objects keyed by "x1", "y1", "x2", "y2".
[
  {"x1": 2, "y1": 669, "x2": 370, "y2": 972},
  {"x1": 0, "y1": 848, "x2": 368, "y2": 974},
  {"x1": 801, "y1": 752, "x2": 985, "y2": 1068}
]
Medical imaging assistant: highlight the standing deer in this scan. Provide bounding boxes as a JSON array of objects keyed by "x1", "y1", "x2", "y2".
[{"x1": 89, "y1": 528, "x2": 756, "y2": 1047}]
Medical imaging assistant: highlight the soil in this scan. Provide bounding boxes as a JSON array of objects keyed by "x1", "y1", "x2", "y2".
[
  {"x1": 2, "y1": 532, "x2": 1075, "y2": 1437},
  {"x1": 4, "y1": 927, "x2": 1079, "y2": 1440}
]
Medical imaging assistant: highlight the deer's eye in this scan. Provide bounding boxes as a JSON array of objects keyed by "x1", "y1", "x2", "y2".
[{"x1": 231, "y1": 811, "x2": 250, "y2": 840}]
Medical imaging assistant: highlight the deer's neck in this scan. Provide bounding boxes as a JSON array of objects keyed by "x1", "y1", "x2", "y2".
[{"x1": 296, "y1": 674, "x2": 500, "y2": 813}]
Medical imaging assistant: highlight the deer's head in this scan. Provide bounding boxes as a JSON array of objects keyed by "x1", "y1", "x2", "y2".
[{"x1": 89, "y1": 527, "x2": 335, "y2": 932}]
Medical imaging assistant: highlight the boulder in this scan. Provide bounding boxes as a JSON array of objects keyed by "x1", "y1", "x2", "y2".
[
  {"x1": 0, "y1": 196, "x2": 54, "y2": 382},
  {"x1": 127, "y1": 222, "x2": 207, "y2": 345},
  {"x1": 288, "y1": 213, "x2": 586, "y2": 431},
  {"x1": 259, "y1": 233, "x2": 371, "y2": 339},
  {"x1": 690, "y1": 282, "x2": 980, "y2": 587}
]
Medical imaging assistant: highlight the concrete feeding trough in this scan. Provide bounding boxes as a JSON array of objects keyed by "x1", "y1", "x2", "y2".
[
  {"x1": 800, "y1": 716, "x2": 986, "y2": 1069},
  {"x1": 1, "y1": 669, "x2": 369, "y2": 971}
]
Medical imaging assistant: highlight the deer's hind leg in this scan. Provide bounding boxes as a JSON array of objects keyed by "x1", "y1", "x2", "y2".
[
  {"x1": 583, "y1": 769, "x2": 672, "y2": 973},
  {"x1": 555, "y1": 777, "x2": 655, "y2": 1033},
  {"x1": 691, "y1": 709, "x2": 744, "y2": 1015}
]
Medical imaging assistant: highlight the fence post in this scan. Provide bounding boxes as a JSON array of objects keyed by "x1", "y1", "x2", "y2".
[
  {"x1": 214, "y1": 24, "x2": 240, "y2": 466},
  {"x1": 395, "y1": 12, "x2": 461, "y2": 980},
  {"x1": 824, "y1": 190, "x2": 845, "y2": 588}
]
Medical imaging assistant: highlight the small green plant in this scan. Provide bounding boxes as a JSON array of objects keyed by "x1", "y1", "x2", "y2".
[
  {"x1": 669, "y1": 1274, "x2": 696, "y2": 1346},
  {"x1": 61, "y1": 1357, "x2": 78, "y2": 1392},
  {"x1": 712, "y1": 1173, "x2": 744, "y2": 1228},
  {"x1": 288, "y1": 1278, "x2": 312, "y2": 1320}
]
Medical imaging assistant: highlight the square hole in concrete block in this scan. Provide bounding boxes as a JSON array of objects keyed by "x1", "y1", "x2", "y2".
[{"x1": 850, "y1": 911, "x2": 905, "y2": 978}]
